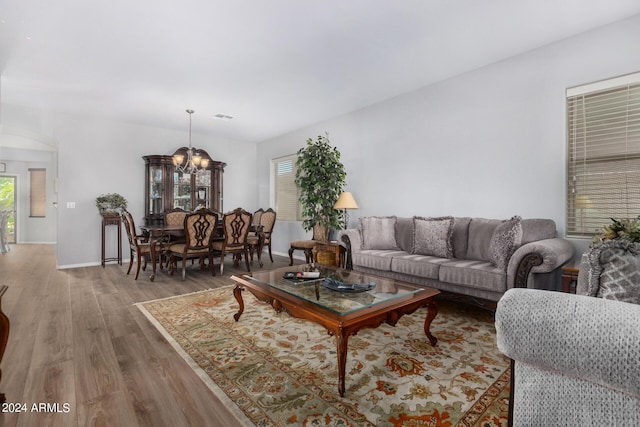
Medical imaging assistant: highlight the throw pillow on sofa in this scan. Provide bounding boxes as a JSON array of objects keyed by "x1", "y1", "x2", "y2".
[
  {"x1": 360, "y1": 216, "x2": 400, "y2": 250},
  {"x1": 412, "y1": 216, "x2": 454, "y2": 258},
  {"x1": 586, "y1": 239, "x2": 640, "y2": 304},
  {"x1": 489, "y1": 215, "x2": 523, "y2": 270}
]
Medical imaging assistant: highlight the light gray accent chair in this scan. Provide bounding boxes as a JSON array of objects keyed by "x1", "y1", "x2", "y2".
[{"x1": 495, "y1": 240, "x2": 640, "y2": 426}]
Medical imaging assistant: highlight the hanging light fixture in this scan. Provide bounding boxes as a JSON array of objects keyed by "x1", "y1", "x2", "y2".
[{"x1": 172, "y1": 109, "x2": 211, "y2": 175}]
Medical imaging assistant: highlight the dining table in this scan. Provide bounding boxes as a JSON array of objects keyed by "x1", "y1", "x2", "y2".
[
  {"x1": 139, "y1": 224, "x2": 186, "y2": 281},
  {"x1": 140, "y1": 222, "x2": 265, "y2": 281}
]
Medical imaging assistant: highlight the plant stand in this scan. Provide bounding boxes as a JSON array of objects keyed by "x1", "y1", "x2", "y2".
[{"x1": 101, "y1": 215, "x2": 122, "y2": 267}]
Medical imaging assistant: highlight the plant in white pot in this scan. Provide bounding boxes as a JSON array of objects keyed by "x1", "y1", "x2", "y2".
[{"x1": 295, "y1": 133, "x2": 346, "y2": 241}]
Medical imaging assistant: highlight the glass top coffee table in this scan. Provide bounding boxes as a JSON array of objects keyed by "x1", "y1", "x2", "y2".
[{"x1": 230, "y1": 264, "x2": 440, "y2": 397}]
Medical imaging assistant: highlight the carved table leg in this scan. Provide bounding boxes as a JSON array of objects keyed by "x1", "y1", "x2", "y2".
[
  {"x1": 233, "y1": 285, "x2": 244, "y2": 321},
  {"x1": 336, "y1": 330, "x2": 349, "y2": 397},
  {"x1": 424, "y1": 300, "x2": 438, "y2": 346}
]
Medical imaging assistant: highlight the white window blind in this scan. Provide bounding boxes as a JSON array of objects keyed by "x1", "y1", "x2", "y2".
[
  {"x1": 29, "y1": 168, "x2": 46, "y2": 218},
  {"x1": 273, "y1": 154, "x2": 301, "y2": 221},
  {"x1": 567, "y1": 75, "x2": 640, "y2": 237}
]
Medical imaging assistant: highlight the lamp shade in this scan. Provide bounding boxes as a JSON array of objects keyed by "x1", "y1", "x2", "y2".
[{"x1": 334, "y1": 192, "x2": 359, "y2": 209}]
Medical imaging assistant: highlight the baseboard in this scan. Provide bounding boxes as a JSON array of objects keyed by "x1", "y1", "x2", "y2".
[{"x1": 57, "y1": 261, "x2": 103, "y2": 270}]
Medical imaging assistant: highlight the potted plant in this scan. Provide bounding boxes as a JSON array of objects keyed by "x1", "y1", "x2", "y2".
[
  {"x1": 592, "y1": 216, "x2": 640, "y2": 246},
  {"x1": 295, "y1": 133, "x2": 346, "y2": 241},
  {"x1": 95, "y1": 193, "x2": 128, "y2": 216}
]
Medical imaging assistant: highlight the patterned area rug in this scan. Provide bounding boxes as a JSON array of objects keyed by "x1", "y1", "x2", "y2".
[{"x1": 136, "y1": 286, "x2": 510, "y2": 427}]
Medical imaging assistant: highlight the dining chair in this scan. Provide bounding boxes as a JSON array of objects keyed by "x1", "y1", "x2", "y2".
[
  {"x1": 121, "y1": 209, "x2": 153, "y2": 280},
  {"x1": 166, "y1": 208, "x2": 220, "y2": 280},
  {"x1": 164, "y1": 207, "x2": 187, "y2": 227},
  {"x1": 248, "y1": 208, "x2": 277, "y2": 266},
  {"x1": 252, "y1": 208, "x2": 264, "y2": 229},
  {"x1": 211, "y1": 208, "x2": 252, "y2": 274}
]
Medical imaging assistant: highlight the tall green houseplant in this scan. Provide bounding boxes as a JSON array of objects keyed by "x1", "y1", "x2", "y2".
[{"x1": 295, "y1": 133, "x2": 346, "y2": 240}]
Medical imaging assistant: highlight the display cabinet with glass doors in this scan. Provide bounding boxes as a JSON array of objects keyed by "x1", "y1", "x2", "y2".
[{"x1": 143, "y1": 155, "x2": 225, "y2": 225}]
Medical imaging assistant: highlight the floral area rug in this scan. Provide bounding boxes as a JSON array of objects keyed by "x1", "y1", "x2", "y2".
[{"x1": 136, "y1": 286, "x2": 510, "y2": 427}]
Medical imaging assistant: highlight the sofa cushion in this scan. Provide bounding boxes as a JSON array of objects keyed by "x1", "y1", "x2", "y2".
[
  {"x1": 391, "y1": 253, "x2": 447, "y2": 279},
  {"x1": 489, "y1": 215, "x2": 523, "y2": 271},
  {"x1": 439, "y1": 258, "x2": 507, "y2": 293},
  {"x1": 352, "y1": 249, "x2": 406, "y2": 271},
  {"x1": 586, "y1": 240, "x2": 640, "y2": 304},
  {"x1": 466, "y1": 218, "x2": 502, "y2": 262},
  {"x1": 395, "y1": 217, "x2": 414, "y2": 252},
  {"x1": 451, "y1": 217, "x2": 472, "y2": 260},
  {"x1": 412, "y1": 216, "x2": 454, "y2": 258},
  {"x1": 521, "y1": 218, "x2": 556, "y2": 245},
  {"x1": 360, "y1": 216, "x2": 399, "y2": 250}
]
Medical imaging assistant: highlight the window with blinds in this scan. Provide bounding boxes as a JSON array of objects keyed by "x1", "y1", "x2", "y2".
[
  {"x1": 273, "y1": 154, "x2": 302, "y2": 221},
  {"x1": 29, "y1": 168, "x2": 46, "y2": 218},
  {"x1": 567, "y1": 73, "x2": 640, "y2": 237}
]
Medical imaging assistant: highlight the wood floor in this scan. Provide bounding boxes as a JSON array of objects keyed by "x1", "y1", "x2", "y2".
[{"x1": 0, "y1": 244, "x2": 298, "y2": 427}]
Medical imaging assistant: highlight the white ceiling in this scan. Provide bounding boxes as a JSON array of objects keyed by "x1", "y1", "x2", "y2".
[{"x1": 2, "y1": 0, "x2": 640, "y2": 142}]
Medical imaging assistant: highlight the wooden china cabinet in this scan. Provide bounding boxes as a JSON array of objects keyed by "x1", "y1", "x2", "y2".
[{"x1": 143, "y1": 155, "x2": 226, "y2": 225}]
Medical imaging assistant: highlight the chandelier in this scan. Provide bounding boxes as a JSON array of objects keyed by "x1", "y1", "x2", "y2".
[{"x1": 172, "y1": 109, "x2": 211, "y2": 175}]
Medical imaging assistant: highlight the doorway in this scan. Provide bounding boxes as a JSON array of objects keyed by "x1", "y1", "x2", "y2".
[{"x1": 0, "y1": 176, "x2": 16, "y2": 244}]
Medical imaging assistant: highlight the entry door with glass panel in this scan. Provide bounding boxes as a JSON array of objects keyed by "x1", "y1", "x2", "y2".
[{"x1": 0, "y1": 176, "x2": 16, "y2": 244}]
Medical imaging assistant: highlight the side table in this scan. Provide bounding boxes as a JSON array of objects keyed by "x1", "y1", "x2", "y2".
[
  {"x1": 561, "y1": 265, "x2": 579, "y2": 294},
  {"x1": 101, "y1": 215, "x2": 122, "y2": 267},
  {"x1": 313, "y1": 241, "x2": 345, "y2": 268}
]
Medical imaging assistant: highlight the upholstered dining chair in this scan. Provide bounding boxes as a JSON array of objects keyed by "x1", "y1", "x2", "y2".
[
  {"x1": 252, "y1": 208, "x2": 264, "y2": 229},
  {"x1": 166, "y1": 208, "x2": 219, "y2": 280},
  {"x1": 164, "y1": 207, "x2": 187, "y2": 227},
  {"x1": 288, "y1": 223, "x2": 326, "y2": 266},
  {"x1": 211, "y1": 208, "x2": 253, "y2": 274},
  {"x1": 121, "y1": 209, "x2": 153, "y2": 280},
  {"x1": 163, "y1": 207, "x2": 188, "y2": 250},
  {"x1": 247, "y1": 208, "x2": 277, "y2": 266}
]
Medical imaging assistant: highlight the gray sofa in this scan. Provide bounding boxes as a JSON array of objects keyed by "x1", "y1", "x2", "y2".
[{"x1": 338, "y1": 216, "x2": 574, "y2": 306}]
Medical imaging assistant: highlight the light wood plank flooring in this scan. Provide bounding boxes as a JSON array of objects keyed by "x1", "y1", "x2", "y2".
[{"x1": 0, "y1": 244, "x2": 298, "y2": 427}]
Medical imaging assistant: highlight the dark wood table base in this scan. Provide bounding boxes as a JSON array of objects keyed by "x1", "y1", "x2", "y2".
[{"x1": 232, "y1": 284, "x2": 438, "y2": 397}]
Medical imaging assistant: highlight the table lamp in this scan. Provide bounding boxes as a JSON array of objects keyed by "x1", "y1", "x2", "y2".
[{"x1": 334, "y1": 192, "x2": 359, "y2": 229}]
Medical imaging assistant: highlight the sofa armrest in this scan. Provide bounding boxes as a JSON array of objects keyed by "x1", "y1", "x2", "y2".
[
  {"x1": 337, "y1": 229, "x2": 362, "y2": 270},
  {"x1": 496, "y1": 288, "x2": 640, "y2": 397},
  {"x1": 507, "y1": 238, "x2": 574, "y2": 289}
]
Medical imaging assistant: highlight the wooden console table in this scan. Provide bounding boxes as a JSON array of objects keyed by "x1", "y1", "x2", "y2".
[{"x1": 101, "y1": 215, "x2": 122, "y2": 267}]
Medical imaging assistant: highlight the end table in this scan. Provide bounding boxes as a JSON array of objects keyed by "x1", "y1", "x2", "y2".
[
  {"x1": 561, "y1": 265, "x2": 579, "y2": 294},
  {"x1": 313, "y1": 241, "x2": 345, "y2": 268}
]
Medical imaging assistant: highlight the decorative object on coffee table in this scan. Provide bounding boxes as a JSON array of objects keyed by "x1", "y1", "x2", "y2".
[{"x1": 295, "y1": 133, "x2": 346, "y2": 241}]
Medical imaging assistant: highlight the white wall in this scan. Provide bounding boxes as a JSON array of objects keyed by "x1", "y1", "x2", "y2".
[
  {"x1": 1, "y1": 105, "x2": 258, "y2": 267},
  {"x1": 0, "y1": 146, "x2": 57, "y2": 243},
  {"x1": 257, "y1": 13, "x2": 640, "y2": 262}
]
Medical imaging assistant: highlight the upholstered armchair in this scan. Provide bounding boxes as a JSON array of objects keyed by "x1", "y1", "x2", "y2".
[{"x1": 495, "y1": 240, "x2": 640, "y2": 426}]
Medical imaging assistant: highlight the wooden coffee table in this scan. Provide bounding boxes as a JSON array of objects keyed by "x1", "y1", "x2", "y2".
[{"x1": 231, "y1": 265, "x2": 440, "y2": 397}]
